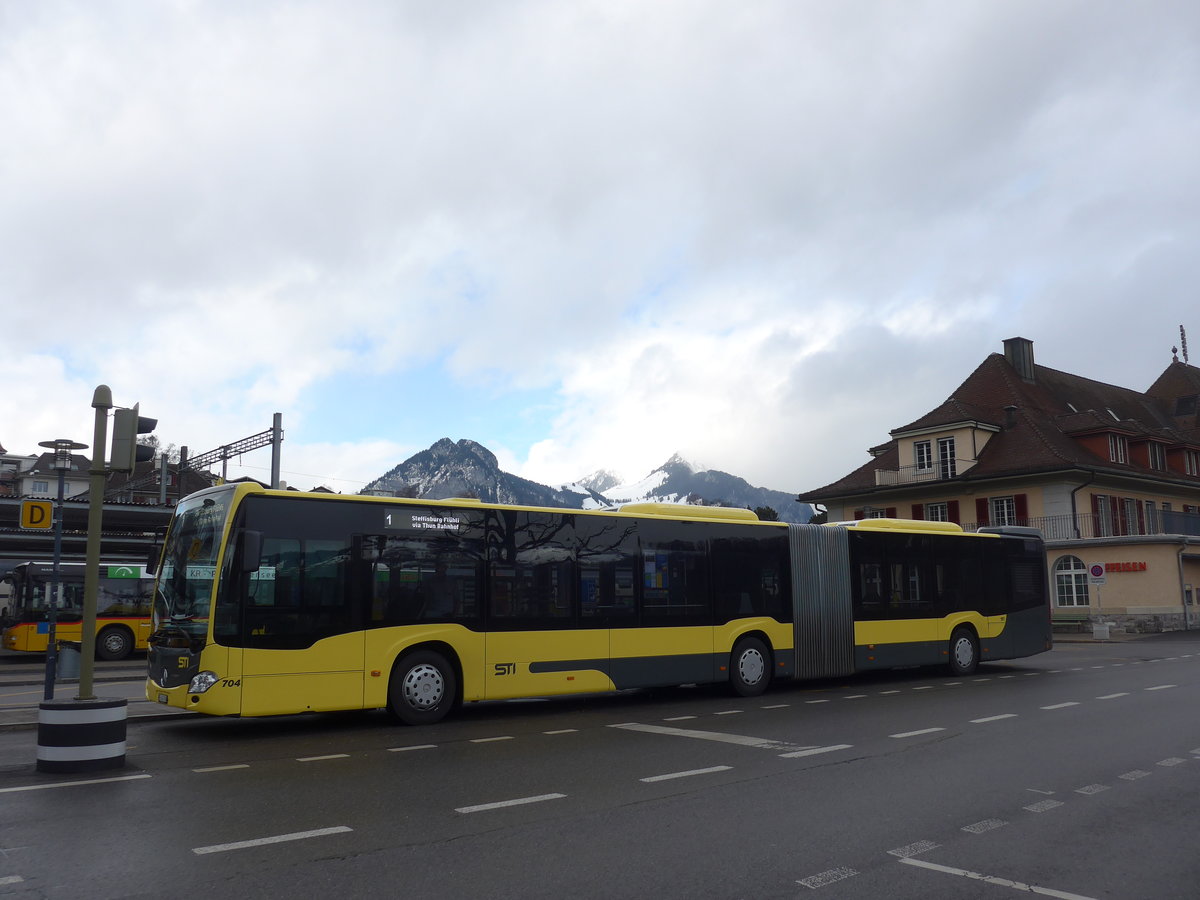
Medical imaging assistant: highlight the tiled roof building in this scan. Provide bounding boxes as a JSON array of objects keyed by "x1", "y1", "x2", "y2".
[{"x1": 800, "y1": 337, "x2": 1200, "y2": 633}]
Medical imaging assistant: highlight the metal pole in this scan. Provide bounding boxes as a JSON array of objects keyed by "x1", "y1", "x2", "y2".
[
  {"x1": 78, "y1": 385, "x2": 112, "y2": 702},
  {"x1": 43, "y1": 467, "x2": 65, "y2": 701}
]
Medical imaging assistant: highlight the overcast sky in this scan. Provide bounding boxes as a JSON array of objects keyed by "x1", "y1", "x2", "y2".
[{"x1": 3, "y1": 1, "x2": 1197, "y2": 497}]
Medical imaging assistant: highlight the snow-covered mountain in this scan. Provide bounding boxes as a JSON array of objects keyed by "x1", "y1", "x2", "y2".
[{"x1": 361, "y1": 439, "x2": 814, "y2": 523}]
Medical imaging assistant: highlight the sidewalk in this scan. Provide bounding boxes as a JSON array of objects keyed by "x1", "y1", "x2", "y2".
[{"x1": 0, "y1": 663, "x2": 192, "y2": 731}]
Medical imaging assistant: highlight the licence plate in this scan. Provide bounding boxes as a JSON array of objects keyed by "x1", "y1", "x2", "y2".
[{"x1": 157, "y1": 693, "x2": 168, "y2": 704}]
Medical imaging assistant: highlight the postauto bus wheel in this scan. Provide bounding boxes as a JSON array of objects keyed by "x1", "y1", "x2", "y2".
[
  {"x1": 730, "y1": 636, "x2": 771, "y2": 697},
  {"x1": 96, "y1": 626, "x2": 134, "y2": 661},
  {"x1": 389, "y1": 650, "x2": 457, "y2": 725}
]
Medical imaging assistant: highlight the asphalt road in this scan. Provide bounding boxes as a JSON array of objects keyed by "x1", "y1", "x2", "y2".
[{"x1": 2, "y1": 635, "x2": 1200, "y2": 899}]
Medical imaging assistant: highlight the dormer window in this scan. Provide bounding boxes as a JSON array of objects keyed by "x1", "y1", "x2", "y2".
[
  {"x1": 914, "y1": 440, "x2": 933, "y2": 471},
  {"x1": 1108, "y1": 434, "x2": 1128, "y2": 464},
  {"x1": 1148, "y1": 442, "x2": 1166, "y2": 471}
]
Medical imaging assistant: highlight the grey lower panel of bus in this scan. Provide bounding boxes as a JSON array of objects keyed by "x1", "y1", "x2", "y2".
[
  {"x1": 530, "y1": 650, "x2": 797, "y2": 690},
  {"x1": 789, "y1": 524, "x2": 856, "y2": 679}
]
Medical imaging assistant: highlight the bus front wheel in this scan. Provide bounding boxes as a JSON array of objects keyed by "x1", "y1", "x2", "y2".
[
  {"x1": 389, "y1": 650, "x2": 457, "y2": 725},
  {"x1": 948, "y1": 627, "x2": 978, "y2": 676},
  {"x1": 96, "y1": 626, "x2": 133, "y2": 661},
  {"x1": 730, "y1": 637, "x2": 771, "y2": 697}
]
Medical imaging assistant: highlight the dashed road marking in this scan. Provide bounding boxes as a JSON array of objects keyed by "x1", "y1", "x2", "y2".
[
  {"x1": 388, "y1": 744, "x2": 436, "y2": 752},
  {"x1": 962, "y1": 818, "x2": 1007, "y2": 834},
  {"x1": 797, "y1": 866, "x2": 858, "y2": 889},
  {"x1": 1040, "y1": 702, "x2": 1079, "y2": 710},
  {"x1": 470, "y1": 736, "x2": 514, "y2": 743},
  {"x1": 640, "y1": 766, "x2": 732, "y2": 783},
  {"x1": 0, "y1": 774, "x2": 151, "y2": 794},
  {"x1": 1119, "y1": 770, "x2": 1151, "y2": 781},
  {"x1": 888, "y1": 839, "x2": 939, "y2": 858},
  {"x1": 1145, "y1": 684, "x2": 1176, "y2": 691},
  {"x1": 779, "y1": 744, "x2": 853, "y2": 759},
  {"x1": 0, "y1": 876, "x2": 24, "y2": 887},
  {"x1": 194, "y1": 764, "x2": 250, "y2": 773},
  {"x1": 193, "y1": 826, "x2": 352, "y2": 855},
  {"x1": 971, "y1": 714, "x2": 1017, "y2": 723},
  {"x1": 1158, "y1": 757, "x2": 1187, "y2": 767},
  {"x1": 297, "y1": 754, "x2": 349, "y2": 762},
  {"x1": 1096, "y1": 693, "x2": 1128, "y2": 700},
  {"x1": 890, "y1": 728, "x2": 945, "y2": 739},
  {"x1": 455, "y1": 793, "x2": 566, "y2": 813},
  {"x1": 1075, "y1": 784, "x2": 1109, "y2": 795},
  {"x1": 544, "y1": 729, "x2": 578, "y2": 735},
  {"x1": 1024, "y1": 799, "x2": 1064, "y2": 813}
]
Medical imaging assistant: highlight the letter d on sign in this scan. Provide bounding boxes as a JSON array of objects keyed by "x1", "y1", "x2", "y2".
[{"x1": 20, "y1": 500, "x2": 53, "y2": 530}]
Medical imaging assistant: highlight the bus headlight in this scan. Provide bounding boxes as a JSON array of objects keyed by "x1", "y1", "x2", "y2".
[{"x1": 189, "y1": 671, "x2": 220, "y2": 693}]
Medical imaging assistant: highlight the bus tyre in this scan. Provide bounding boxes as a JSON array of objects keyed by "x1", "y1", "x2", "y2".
[
  {"x1": 730, "y1": 637, "x2": 771, "y2": 697},
  {"x1": 389, "y1": 650, "x2": 457, "y2": 725},
  {"x1": 96, "y1": 626, "x2": 133, "y2": 661},
  {"x1": 948, "y1": 627, "x2": 978, "y2": 676}
]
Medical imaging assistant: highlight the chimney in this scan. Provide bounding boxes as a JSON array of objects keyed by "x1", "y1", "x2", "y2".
[{"x1": 1003, "y1": 337, "x2": 1036, "y2": 383}]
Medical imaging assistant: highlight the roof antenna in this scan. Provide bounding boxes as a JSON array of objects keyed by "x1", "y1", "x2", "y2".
[{"x1": 1181, "y1": 325, "x2": 1190, "y2": 364}]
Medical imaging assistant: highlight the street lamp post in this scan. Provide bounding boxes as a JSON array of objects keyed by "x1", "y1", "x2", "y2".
[{"x1": 36, "y1": 438, "x2": 88, "y2": 701}]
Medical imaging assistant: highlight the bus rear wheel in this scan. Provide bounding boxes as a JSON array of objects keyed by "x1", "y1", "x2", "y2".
[
  {"x1": 948, "y1": 627, "x2": 978, "y2": 676},
  {"x1": 389, "y1": 650, "x2": 457, "y2": 725},
  {"x1": 96, "y1": 626, "x2": 133, "y2": 661},
  {"x1": 730, "y1": 637, "x2": 771, "y2": 697}
]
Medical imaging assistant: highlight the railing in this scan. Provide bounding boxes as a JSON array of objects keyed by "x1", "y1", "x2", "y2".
[
  {"x1": 961, "y1": 512, "x2": 1200, "y2": 539},
  {"x1": 875, "y1": 460, "x2": 976, "y2": 486}
]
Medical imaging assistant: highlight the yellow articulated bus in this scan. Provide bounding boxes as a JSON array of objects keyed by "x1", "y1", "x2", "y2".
[
  {"x1": 146, "y1": 483, "x2": 1051, "y2": 724},
  {"x1": 2, "y1": 561, "x2": 155, "y2": 660}
]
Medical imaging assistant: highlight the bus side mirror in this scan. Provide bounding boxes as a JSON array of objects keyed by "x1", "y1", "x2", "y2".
[{"x1": 240, "y1": 530, "x2": 263, "y2": 573}]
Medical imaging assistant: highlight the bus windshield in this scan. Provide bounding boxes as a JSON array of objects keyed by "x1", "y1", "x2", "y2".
[{"x1": 155, "y1": 489, "x2": 233, "y2": 643}]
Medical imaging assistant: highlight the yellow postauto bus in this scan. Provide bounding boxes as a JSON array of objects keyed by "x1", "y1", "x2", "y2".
[
  {"x1": 2, "y1": 561, "x2": 154, "y2": 660},
  {"x1": 146, "y1": 483, "x2": 1051, "y2": 724}
]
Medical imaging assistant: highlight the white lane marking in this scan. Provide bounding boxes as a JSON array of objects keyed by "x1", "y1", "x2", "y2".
[
  {"x1": 805, "y1": 699, "x2": 831, "y2": 704},
  {"x1": 945, "y1": 681, "x2": 963, "y2": 685},
  {"x1": 1096, "y1": 693, "x2": 1129, "y2": 700},
  {"x1": 1040, "y1": 702, "x2": 1079, "y2": 710},
  {"x1": 640, "y1": 766, "x2": 731, "y2": 783},
  {"x1": 194, "y1": 764, "x2": 250, "y2": 773},
  {"x1": 972, "y1": 714, "x2": 1017, "y2": 723},
  {"x1": 962, "y1": 818, "x2": 1007, "y2": 834},
  {"x1": 797, "y1": 866, "x2": 858, "y2": 889},
  {"x1": 388, "y1": 744, "x2": 436, "y2": 752},
  {"x1": 297, "y1": 754, "x2": 349, "y2": 762},
  {"x1": 1119, "y1": 770, "x2": 1151, "y2": 781},
  {"x1": 610, "y1": 722, "x2": 802, "y2": 753},
  {"x1": 1075, "y1": 784, "x2": 1109, "y2": 795},
  {"x1": 1158, "y1": 757, "x2": 1187, "y2": 767},
  {"x1": 714, "y1": 710, "x2": 743, "y2": 715},
  {"x1": 544, "y1": 729, "x2": 578, "y2": 735},
  {"x1": 999, "y1": 675, "x2": 1017, "y2": 680},
  {"x1": 0, "y1": 876, "x2": 24, "y2": 886},
  {"x1": 761, "y1": 704, "x2": 789, "y2": 709},
  {"x1": 193, "y1": 826, "x2": 352, "y2": 855},
  {"x1": 973, "y1": 678, "x2": 991, "y2": 682},
  {"x1": 844, "y1": 694, "x2": 868, "y2": 700},
  {"x1": 1145, "y1": 684, "x2": 1176, "y2": 691},
  {"x1": 0, "y1": 774, "x2": 151, "y2": 794},
  {"x1": 890, "y1": 728, "x2": 945, "y2": 739},
  {"x1": 912, "y1": 686, "x2": 934, "y2": 691},
  {"x1": 779, "y1": 744, "x2": 853, "y2": 759},
  {"x1": 470, "y1": 736, "x2": 514, "y2": 743},
  {"x1": 664, "y1": 716, "x2": 696, "y2": 721},
  {"x1": 880, "y1": 690, "x2": 902, "y2": 695},
  {"x1": 888, "y1": 840, "x2": 939, "y2": 858},
  {"x1": 455, "y1": 793, "x2": 566, "y2": 813},
  {"x1": 899, "y1": 857, "x2": 1099, "y2": 899},
  {"x1": 1024, "y1": 799, "x2": 1064, "y2": 813},
  {"x1": 1024, "y1": 673, "x2": 1040, "y2": 677}
]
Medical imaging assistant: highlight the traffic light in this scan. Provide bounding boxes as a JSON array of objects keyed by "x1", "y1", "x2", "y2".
[{"x1": 110, "y1": 403, "x2": 158, "y2": 472}]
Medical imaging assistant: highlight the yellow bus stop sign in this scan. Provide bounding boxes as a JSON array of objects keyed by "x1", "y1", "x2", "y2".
[{"x1": 20, "y1": 500, "x2": 53, "y2": 529}]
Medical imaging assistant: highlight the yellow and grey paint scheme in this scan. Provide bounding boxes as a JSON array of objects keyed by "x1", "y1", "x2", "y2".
[{"x1": 147, "y1": 486, "x2": 1049, "y2": 718}]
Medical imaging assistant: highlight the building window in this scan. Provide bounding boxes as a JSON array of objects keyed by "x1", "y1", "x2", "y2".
[
  {"x1": 1148, "y1": 442, "x2": 1166, "y2": 471},
  {"x1": 989, "y1": 496, "x2": 1016, "y2": 526},
  {"x1": 937, "y1": 437, "x2": 956, "y2": 479},
  {"x1": 1144, "y1": 500, "x2": 1158, "y2": 534},
  {"x1": 1186, "y1": 450, "x2": 1200, "y2": 476},
  {"x1": 925, "y1": 502, "x2": 948, "y2": 522},
  {"x1": 914, "y1": 440, "x2": 933, "y2": 471},
  {"x1": 1108, "y1": 434, "x2": 1128, "y2": 464},
  {"x1": 32, "y1": 480, "x2": 49, "y2": 494},
  {"x1": 1054, "y1": 556, "x2": 1090, "y2": 607}
]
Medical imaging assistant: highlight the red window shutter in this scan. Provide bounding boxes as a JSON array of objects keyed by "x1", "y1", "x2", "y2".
[
  {"x1": 885, "y1": 507, "x2": 897, "y2": 518},
  {"x1": 1014, "y1": 493, "x2": 1028, "y2": 525},
  {"x1": 975, "y1": 498, "x2": 990, "y2": 526},
  {"x1": 947, "y1": 500, "x2": 960, "y2": 524},
  {"x1": 911, "y1": 503, "x2": 924, "y2": 520}
]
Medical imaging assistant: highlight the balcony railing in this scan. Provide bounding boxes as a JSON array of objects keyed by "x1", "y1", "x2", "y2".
[
  {"x1": 875, "y1": 460, "x2": 975, "y2": 486},
  {"x1": 960, "y1": 511, "x2": 1200, "y2": 540}
]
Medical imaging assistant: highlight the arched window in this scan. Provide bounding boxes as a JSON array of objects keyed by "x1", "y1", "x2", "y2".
[{"x1": 1053, "y1": 555, "x2": 1089, "y2": 607}]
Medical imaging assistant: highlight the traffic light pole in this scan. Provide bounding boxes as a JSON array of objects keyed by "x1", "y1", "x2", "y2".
[{"x1": 77, "y1": 385, "x2": 112, "y2": 701}]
